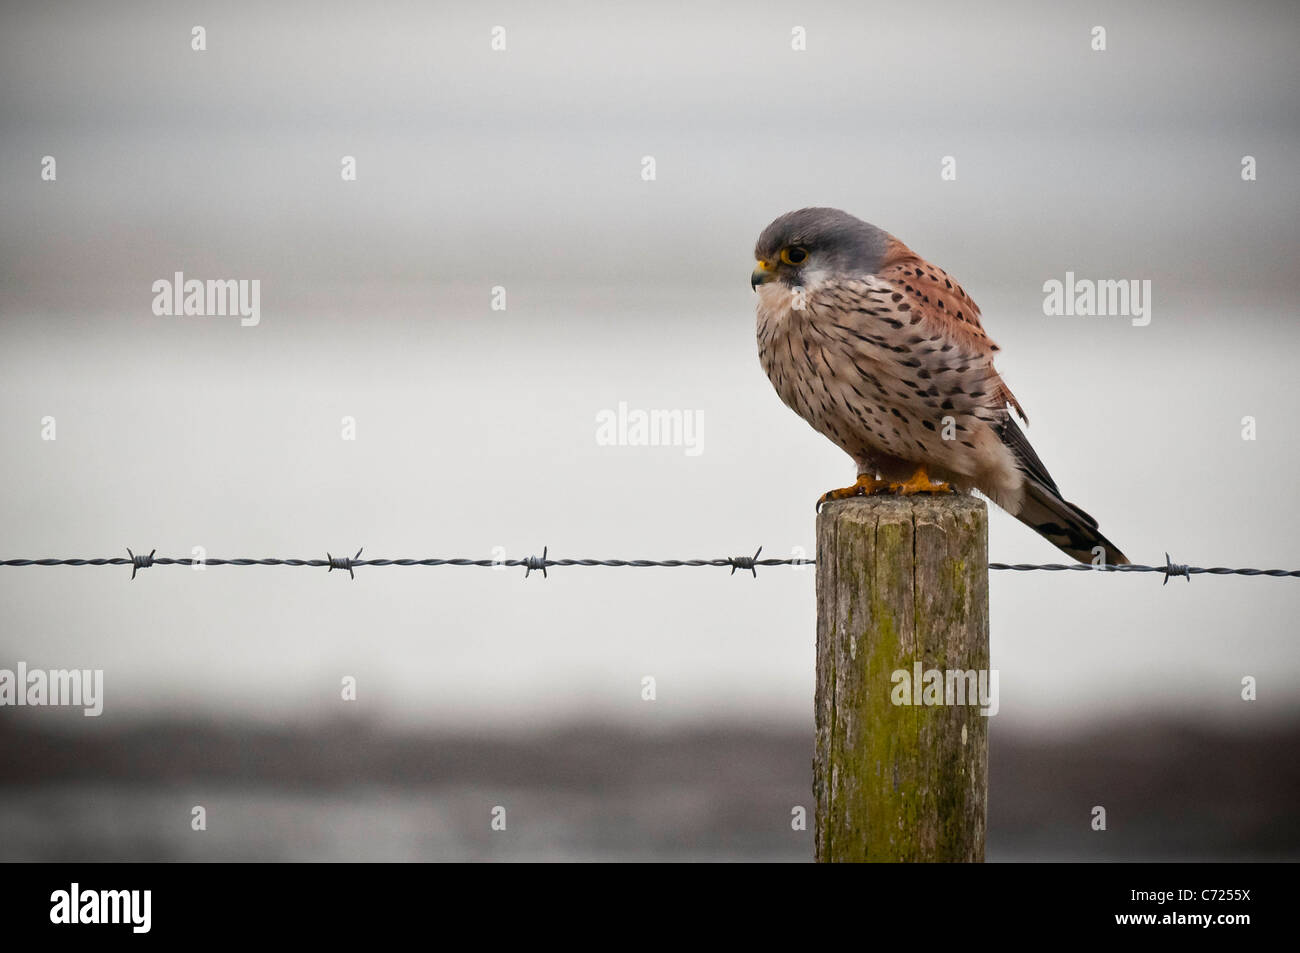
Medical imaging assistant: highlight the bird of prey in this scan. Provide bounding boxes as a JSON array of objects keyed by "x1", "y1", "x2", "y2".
[{"x1": 752, "y1": 207, "x2": 1127, "y2": 565}]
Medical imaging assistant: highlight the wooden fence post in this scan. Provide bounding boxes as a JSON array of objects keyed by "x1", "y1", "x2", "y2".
[{"x1": 814, "y1": 495, "x2": 990, "y2": 862}]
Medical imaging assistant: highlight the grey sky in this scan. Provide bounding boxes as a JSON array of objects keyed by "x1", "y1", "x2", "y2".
[{"x1": 1, "y1": 0, "x2": 1297, "y2": 730}]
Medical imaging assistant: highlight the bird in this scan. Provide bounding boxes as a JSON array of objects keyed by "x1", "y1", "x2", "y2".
[{"x1": 752, "y1": 207, "x2": 1127, "y2": 565}]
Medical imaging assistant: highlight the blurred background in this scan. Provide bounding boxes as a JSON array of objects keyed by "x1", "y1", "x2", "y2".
[{"x1": 1, "y1": 0, "x2": 1297, "y2": 860}]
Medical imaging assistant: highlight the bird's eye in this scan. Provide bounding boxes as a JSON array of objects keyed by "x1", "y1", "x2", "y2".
[{"x1": 781, "y1": 247, "x2": 808, "y2": 265}]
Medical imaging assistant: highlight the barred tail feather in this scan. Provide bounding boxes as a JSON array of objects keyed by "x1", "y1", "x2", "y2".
[
  {"x1": 993, "y1": 416, "x2": 1128, "y2": 565},
  {"x1": 1017, "y1": 477, "x2": 1129, "y2": 566}
]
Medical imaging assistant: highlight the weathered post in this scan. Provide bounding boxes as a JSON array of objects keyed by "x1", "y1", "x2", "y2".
[{"x1": 814, "y1": 495, "x2": 990, "y2": 862}]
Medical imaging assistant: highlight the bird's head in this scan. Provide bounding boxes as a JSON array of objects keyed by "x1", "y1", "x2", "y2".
[{"x1": 752, "y1": 207, "x2": 890, "y2": 291}]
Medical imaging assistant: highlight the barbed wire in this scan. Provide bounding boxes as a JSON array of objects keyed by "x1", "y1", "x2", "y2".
[
  {"x1": 0, "y1": 546, "x2": 800, "y2": 580},
  {"x1": 0, "y1": 548, "x2": 1296, "y2": 584},
  {"x1": 988, "y1": 553, "x2": 1300, "y2": 585}
]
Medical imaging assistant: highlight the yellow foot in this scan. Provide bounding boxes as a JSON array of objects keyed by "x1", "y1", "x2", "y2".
[
  {"x1": 889, "y1": 465, "x2": 954, "y2": 496},
  {"x1": 816, "y1": 474, "x2": 892, "y2": 511}
]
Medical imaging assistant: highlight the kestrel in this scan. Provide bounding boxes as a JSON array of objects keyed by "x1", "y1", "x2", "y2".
[{"x1": 753, "y1": 207, "x2": 1127, "y2": 565}]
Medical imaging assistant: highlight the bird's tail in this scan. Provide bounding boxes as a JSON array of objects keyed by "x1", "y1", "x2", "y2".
[
  {"x1": 994, "y1": 415, "x2": 1128, "y2": 566},
  {"x1": 1015, "y1": 476, "x2": 1129, "y2": 566}
]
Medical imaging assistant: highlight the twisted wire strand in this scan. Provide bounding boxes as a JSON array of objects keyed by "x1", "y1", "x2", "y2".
[{"x1": 0, "y1": 549, "x2": 1295, "y2": 583}]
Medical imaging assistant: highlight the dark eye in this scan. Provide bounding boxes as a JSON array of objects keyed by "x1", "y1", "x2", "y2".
[{"x1": 780, "y1": 247, "x2": 808, "y2": 265}]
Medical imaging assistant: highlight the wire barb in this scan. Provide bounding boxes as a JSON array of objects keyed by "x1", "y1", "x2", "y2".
[
  {"x1": 730, "y1": 546, "x2": 763, "y2": 578},
  {"x1": 327, "y1": 548, "x2": 363, "y2": 579},
  {"x1": 523, "y1": 546, "x2": 548, "y2": 579},
  {"x1": 1162, "y1": 552, "x2": 1190, "y2": 586},
  {"x1": 127, "y1": 547, "x2": 155, "y2": 580}
]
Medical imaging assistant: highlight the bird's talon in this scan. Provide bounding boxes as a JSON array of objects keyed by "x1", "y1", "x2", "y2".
[
  {"x1": 817, "y1": 475, "x2": 891, "y2": 510},
  {"x1": 892, "y1": 465, "x2": 953, "y2": 496}
]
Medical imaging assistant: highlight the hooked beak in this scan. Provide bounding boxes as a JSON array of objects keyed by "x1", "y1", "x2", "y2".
[{"x1": 751, "y1": 259, "x2": 777, "y2": 290}]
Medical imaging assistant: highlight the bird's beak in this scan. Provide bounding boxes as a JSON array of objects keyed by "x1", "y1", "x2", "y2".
[{"x1": 751, "y1": 259, "x2": 777, "y2": 290}]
